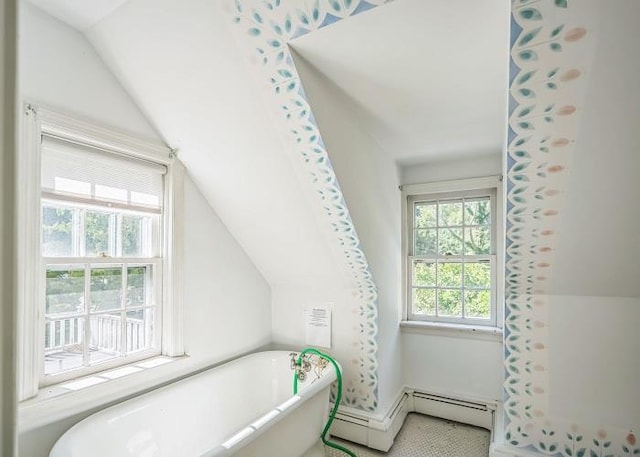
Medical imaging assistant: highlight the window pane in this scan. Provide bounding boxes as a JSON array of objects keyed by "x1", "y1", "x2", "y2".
[
  {"x1": 464, "y1": 261, "x2": 491, "y2": 288},
  {"x1": 127, "y1": 266, "x2": 149, "y2": 307},
  {"x1": 438, "y1": 262, "x2": 462, "y2": 287},
  {"x1": 439, "y1": 200, "x2": 463, "y2": 226},
  {"x1": 90, "y1": 312, "x2": 122, "y2": 364},
  {"x1": 122, "y1": 216, "x2": 144, "y2": 257},
  {"x1": 44, "y1": 317, "x2": 85, "y2": 375},
  {"x1": 126, "y1": 308, "x2": 154, "y2": 353},
  {"x1": 90, "y1": 267, "x2": 122, "y2": 311},
  {"x1": 464, "y1": 198, "x2": 491, "y2": 225},
  {"x1": 414, "y1": 229, "x2": 437, "y2": 255},
  {"x1": 85, "y1": 211, "x2": 112, "y2": 257},
  {"x1": 437, "y1": 289, "x2": 462, "y2": 317},
  {"x1": 414, "y1": 203, "x2": 436, "y2": 228},
  {"x1": 42, "y1": 206, "x2": 75, "y2": 257},
  {"x1": 46, "y1": 266, "x2": 85, "y2": 315},
  {"x1": 465, "y1": 290, "x2": 491, "y2": 319},
  {"x1": 464, "y1": 226, "x2": 491, "y2": 255},
  {"x1": 413, "y1": 288, "x2": 435, "y2": 315},
  {"x1": 413, "y1": 260, "x2": 435, "y2": 287},
  {"x1": 438, "y1": 228, "x2": 463, "y2": 255}
]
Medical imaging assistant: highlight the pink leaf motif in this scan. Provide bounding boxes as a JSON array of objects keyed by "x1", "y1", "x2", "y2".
[{"x1": 565, "y1": 27, "x2": 587, "y2": 42}]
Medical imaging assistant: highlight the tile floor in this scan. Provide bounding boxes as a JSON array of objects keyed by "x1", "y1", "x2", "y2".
[{"x1": 325, "y1": 413, "x2": 491, "y2": 457}]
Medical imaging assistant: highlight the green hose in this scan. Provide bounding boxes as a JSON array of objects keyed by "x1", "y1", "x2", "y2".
[{"x1": 293, "y1": 348, "x2": 357, "y2": 457}]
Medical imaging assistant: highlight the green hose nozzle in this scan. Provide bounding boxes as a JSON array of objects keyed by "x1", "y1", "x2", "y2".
[{"x1": 293, "y1": 348, "x2": 357, "y2": 457}]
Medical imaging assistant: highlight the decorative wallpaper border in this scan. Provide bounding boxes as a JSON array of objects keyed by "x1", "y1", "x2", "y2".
[
  {"x1": 227, "y1": 0, "x2": 394, "y2": 411},
  {"x1": 505, "y1": 0, "x2": 637, "y2": 455}
]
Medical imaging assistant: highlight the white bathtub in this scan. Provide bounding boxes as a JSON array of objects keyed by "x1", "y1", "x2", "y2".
[{"x1": 50, "y1": 350, "x2": 336, "y2": 457}]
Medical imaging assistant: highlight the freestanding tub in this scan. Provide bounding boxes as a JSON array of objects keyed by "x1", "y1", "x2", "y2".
[{"x1": 50, "y1": 350, "x2": 336, "y2": 457}]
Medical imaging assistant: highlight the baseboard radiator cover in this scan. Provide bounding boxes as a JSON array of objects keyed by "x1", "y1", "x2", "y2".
[{"x1": 329, "y1": 388, "x2": 497, "y2": 452}]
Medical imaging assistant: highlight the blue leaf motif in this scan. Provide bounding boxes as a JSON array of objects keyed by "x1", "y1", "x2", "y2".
[
  {"x1": 277, "y1": 69, "x2": 293, "y2": 78},
  {"x1": 551, "y1": 24, "x2": 565, "y2": 38},
  {"x1": 251, "y1": 10, "x2": 263, "y2": 24},
  {"x1": 296, "y1": 9, "x2": 310, "y2": 25},
  {"x1": 270, "y1": 21, "x2": 282, "y2": 36},
  {"x1": 518, "y1": 106, "x2": 534, "y2": 117},
  {"x1": 520, "y1": 8, "x2": 542, "y2": 21},
  {"x1": 555, "y1": 0, "x2": 568, "y2": 8},
  {"x1": 248, "y1": 27, "x2": 261, "y2": 36},
  {"x1": 518, "y1": 88, "x2": 535, "y2": 98},
  {"x1": 519, "y1": 27, "x2": 542, "y2": 46},
  {"x1": 519, "y1": 50, "x2": 538, "y2": 61},
  {"x1": 330, "y1": 0, "x2": 341, "y2": 12},
  {"x1": 517, "y1": 70, "x2": 536, "y2": 84},
  {"x1": 267, "y1": 39, "x2": 281, "y2": 48},
  {"x1": 284, "y1": 14, "x2": 292, "y2": 33},
  {"x1": 550, "y1": 42, "x2": 562, "y2": 52}
]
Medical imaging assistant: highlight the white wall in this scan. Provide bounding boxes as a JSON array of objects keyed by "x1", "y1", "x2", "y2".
[
  {"x1": 548, "y1": 295, "x2": 640, "y2": 429},
  {"x1": 17, "y1": 4, "x2": 272, "y2": 456},
  {"x1": 400, "y1": 153, "x2": 502, "y2": 186},
  {"x1": 18, "y1": 1, "x2": 158, "y2": 140},
  {"x1": 291, "y1": 50, "x2": 404, "y2": 415},
  {"x1": 402, "y1": 332, "x2": 503, "y2": 401},
  {"x1": 183, "y1": 176, "x2": 271, "y2": 363}
]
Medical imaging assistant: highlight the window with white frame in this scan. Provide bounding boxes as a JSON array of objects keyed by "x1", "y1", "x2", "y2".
[
  {"x1": 41, "y1": 136, "x2": 165, "y2": 381},
  {"x1": 405, "y1": 178, "x2": 501, "y2": 327},
  {"x1": 18, "y1": 106, "x2": 183, "y2": 396}
]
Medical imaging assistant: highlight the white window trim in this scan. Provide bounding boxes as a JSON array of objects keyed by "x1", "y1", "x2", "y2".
[
  {"x1": 18, "y1": 104, "x2": 184, "y2": 401},
  {"x1": 400, "y1": 175, "x2": 505, "y2": 331}
]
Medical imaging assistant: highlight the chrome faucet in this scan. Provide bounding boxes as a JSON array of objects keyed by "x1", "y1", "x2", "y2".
[{"x1": 290, "y1": 352, "x2": 313, "y2": 381}]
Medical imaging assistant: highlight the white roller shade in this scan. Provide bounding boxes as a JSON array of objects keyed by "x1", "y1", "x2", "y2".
[{"x1": 41, "y1": 135, "x2": 166, "y2": 211}]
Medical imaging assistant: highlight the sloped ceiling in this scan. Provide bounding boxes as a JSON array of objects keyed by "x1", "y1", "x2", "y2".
[
  {"x1": 290, "y1": 0, "x2": 510, "y2": 165},
  {"x1": 25, "y1": 0, "x2": 130, "y2": 30},
  {"x1": 78, "y1": 0, "x2": 353, "y2": 287}
]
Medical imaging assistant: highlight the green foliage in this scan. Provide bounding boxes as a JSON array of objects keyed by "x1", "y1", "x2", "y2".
[
  {"x1": 90, "y1": 267, "x2": 122, "y2": 311},
  {"x1": 85, "y1": 211, "x2": 110, "y2": 256},
  {"x1": 42, "y1": 207, "x2": 73, "y2": 256},
  {"x1": 413, "y1": 198, "x2": 492, "y2": 318},
  {"x1": 414, "y1": 198, "x2": 490, "y2": 256},
  {"x1": 122, "y1": 216, "x2": 142, "y2": 257},
  {"x1": 45, "y1": 268, "x2": 84, "y2": 314}
]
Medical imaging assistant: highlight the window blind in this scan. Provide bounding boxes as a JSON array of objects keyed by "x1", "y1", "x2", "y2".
[{"x1": 41, "y1": 135, "x2": 166, "y2": 211}]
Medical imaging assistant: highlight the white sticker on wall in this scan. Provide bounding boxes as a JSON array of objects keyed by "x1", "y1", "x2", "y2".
[{"x1": 305, "y1": 304, "x2": 332, "y2": 349}]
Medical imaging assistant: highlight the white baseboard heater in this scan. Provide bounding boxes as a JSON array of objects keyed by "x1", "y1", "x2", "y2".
[{"x1": 329, "y1": 388, "x2": 497, "y2": 452}]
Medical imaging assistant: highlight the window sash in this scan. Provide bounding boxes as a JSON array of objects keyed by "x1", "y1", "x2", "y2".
[
  {"x1": 406, "y1": 187, "x2": 498, "y2": 326},
  {"x1": 407, "y1": 255, "x2": 497, "y2": 325},
  {"x1": 41, "y1": 200, "x2": 161, "y2": 259},
  {"x1": 41, "y1": 258, "x2": 162, "y2": 385}
]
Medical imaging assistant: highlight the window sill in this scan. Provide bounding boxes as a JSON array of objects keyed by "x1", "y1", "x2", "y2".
[
  {"x1": 400, "y1": 320, "x2": 503, "y2": 341},
  {"x1": 19, "y1": 355, "x2": 193, "y2": 432}
]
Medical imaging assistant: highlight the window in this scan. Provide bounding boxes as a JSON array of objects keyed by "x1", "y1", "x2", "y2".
[
  {"x1": 18, "y1": 106, "x2": 184, "y2": 397},
  {"x1": 404, "y1": 177, "x2": 502, "y2": 327},
  {"x1": 41, "y1": 136, "x2": 165, "y2": 381}
]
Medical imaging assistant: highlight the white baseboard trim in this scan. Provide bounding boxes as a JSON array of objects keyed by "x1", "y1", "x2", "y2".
[{"x1": 329, "y1": 387, "x2": 499, "y2": 452}]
